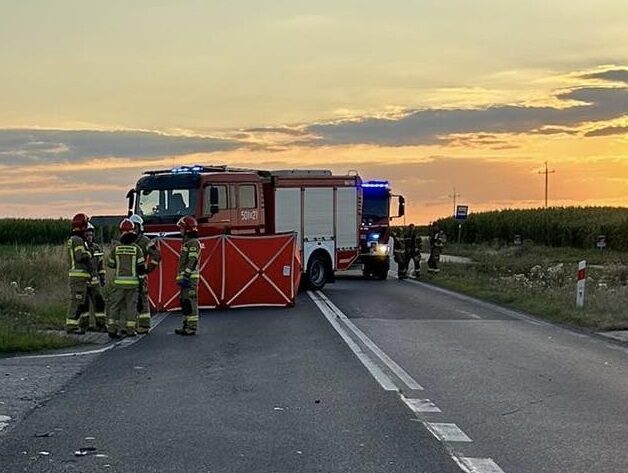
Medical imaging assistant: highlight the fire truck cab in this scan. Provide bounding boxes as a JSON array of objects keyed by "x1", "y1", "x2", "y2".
[
  {"x1": 127, "y1": 165, "x2": 363, "y2": 290},
  {"x1": 358, "y1": 180, "x2": 405, "y2": 279}
]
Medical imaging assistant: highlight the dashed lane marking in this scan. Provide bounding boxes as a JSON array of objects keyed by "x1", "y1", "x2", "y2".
[
  {"x1": 401, "y1": 396, "x2": 441, "y2": 413},
  {"x1": 424, "y1": 422, "x2": 473, "y2": 442},
  {"x1": 453, "y1": 456, "x2": 506, "y2": 473},
  {"x1": 312, "y1": 287, "x2": 508, "y2": 473},
  {"x1": 307, "y1": 291, "x2": 398, "y2": 391},
  {"x1": 315, "y1": 290, "x2": 425, "y2": 391}
]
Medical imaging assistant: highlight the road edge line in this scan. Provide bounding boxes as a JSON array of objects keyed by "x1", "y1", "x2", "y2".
[
  {"x1": 306, "y1": 291, "x2": 397, "y2": 391},
  {"x1": 316, "y1": 290, "x2": 425, "y2": 391}
]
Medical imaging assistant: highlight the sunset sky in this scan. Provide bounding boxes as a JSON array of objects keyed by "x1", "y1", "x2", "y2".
[{"x1": 1, "y1": 0, "x2": 627, "y2": 223}]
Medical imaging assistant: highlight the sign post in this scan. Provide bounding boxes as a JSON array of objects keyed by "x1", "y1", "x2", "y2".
[
  {"x1": 455, "y1": 205, "x2": 469, "y2": 244},
  {"x1": 576, "y1": 260, "x2": 586, "y2": 308}
]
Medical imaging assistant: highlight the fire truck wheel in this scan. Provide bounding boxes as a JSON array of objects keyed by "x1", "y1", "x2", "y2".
[{"x1": 306, "y1": 252, "x2": 330, "y2": 290}]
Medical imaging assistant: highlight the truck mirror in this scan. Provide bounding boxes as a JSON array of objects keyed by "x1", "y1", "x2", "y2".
[
  {"x1": 209, "y1": 186, "x2": 219, "y2": 215},
  {"x1": 126, "y1": 189, "x2": 136, "y2": 217},
  {"x1": 398, "y1": 196, "x2": 405, "y2": 218}
]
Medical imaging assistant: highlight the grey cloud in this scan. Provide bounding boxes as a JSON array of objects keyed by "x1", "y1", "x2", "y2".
[
  {"x1": 245, "y1": 127, "x2": 308, "y2": 136},
  {"x1": 584, "y1": 125, "x2": 628, "y2": 137},
  {"x1": 530, "y1": 127, "x2": 578, "y2": 135},
  {"x1": 306, "y1": 86, "x2": 628, "y2": 146},
  {"x1": 0, "y1": 129, "x2": 242, "y2": 165},
  {"x1": 581, "y1": 68, "x2": 628, "y2": 84}
]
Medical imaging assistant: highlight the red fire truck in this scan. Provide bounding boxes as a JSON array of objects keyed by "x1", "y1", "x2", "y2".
[{"x1": 126, "y1": 165, "x2": 366, "y2": 290}]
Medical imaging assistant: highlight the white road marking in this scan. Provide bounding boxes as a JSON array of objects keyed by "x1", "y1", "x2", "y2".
[
  {"x1": 307, "y1": 291, "x2": 397, "y2": 391},
  {"x1": 315, "y1": 291, "x2": 424, "y2": 391},
  {"x1": 401, "y1": 396, "x2": 441, "y2": 413},
  {"x1": 424, "y1": 422, "x2": 473, "y2": 442},
  {"x1": 14, "y1": 312, "x2": 170, "y2": 360},
  {"x1": 453, "y1": 456, "x2": 505, "y2": 473},
  {"x1": 402, "y1": 278, "x2": 547, "y2": 326},
  {"x1": 456, "y1": 309, "x2": 481, "y2": 320}
]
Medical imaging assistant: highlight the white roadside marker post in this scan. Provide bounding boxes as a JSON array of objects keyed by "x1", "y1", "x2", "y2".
[{"x1": 576, "y1": 260, "x2": 586, "y2": 308}]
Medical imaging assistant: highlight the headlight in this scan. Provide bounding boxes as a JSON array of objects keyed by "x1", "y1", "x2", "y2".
[{"x1": 375, "y1": 244, "x2": 389, "y2": 255}]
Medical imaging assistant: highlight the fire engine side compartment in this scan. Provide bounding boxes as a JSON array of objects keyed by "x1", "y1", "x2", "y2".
[{"x1": 272, "y1": 176, "x2": 360, "y2": 275}]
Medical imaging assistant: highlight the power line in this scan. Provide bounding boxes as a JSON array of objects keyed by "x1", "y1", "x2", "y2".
[
  {"x1": 538, "y1": 161, "x2": 556, "y2": 208},
  {"x1": 448, "y1": 187, "x2": 461, "y2": 216}
]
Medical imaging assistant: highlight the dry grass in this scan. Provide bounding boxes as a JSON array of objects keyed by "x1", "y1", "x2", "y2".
[
  {"x1": 0, "y1": 245, "x2": 78, "y2": 353},
  {"x1": 430, "y1": 246, "x2": 628, "y2": 331}
]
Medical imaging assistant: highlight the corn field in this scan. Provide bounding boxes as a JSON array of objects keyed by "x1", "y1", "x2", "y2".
[
  {"x1": 435, "y1": 207, "x2": 628, "y2": 250},
  {"x1": 0, "y1": 219, "x2": 118, "y2": 245}
]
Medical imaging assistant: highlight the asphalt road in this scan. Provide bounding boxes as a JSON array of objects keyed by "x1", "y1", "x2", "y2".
[
  {"x1": 0, "y1": 295, "x2": 461, "y2": 473},
  {"x1": 322, "y1": 273, "x2": 628, "y2": 473},
  {"x1": 3, "y1": 273, "x2": 628, "y2": 472}
]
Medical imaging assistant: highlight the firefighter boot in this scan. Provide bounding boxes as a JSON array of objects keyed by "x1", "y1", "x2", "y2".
[{"x1": 175, "y1": 326, "x2": 196, "y2": 336}]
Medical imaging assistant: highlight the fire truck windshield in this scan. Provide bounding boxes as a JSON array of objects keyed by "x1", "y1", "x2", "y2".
[
  {"x1": 362, "y1": 188, "x2": 390, "y2": 222},
  {"x1": 137, "y1": 188, "x2": 199, "y2": 222}
]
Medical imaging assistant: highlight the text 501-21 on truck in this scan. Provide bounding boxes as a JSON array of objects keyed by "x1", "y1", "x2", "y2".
[{"x1": 126, "y1": 165, "x2": 404, "y2": 290}]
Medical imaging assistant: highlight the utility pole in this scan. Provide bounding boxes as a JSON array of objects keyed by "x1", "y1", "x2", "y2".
[
  {"x1": 538, "y1": 162, "x2": 556, "y2": 208},
  {"x1": 449, "y1": 187, "x2": 461, "y2": 216}
]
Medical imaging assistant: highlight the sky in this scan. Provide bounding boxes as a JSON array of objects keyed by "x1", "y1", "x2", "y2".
[{"x1": 1, "y1": 0, "x2": 627, "y2": 223}]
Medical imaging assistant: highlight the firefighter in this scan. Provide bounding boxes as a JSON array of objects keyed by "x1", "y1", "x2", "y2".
[
  {"x1": 107, "y1": 219, "x2": 146, "y2": 338},
  {"x1": 403, "y1": 223, "x2": 422, "y2": 278},
  {"x1": 66, "y1": 213, "x2": 92, "y2": 334},
  {"x1": 392, "y1": 227, "x2": 408, "y2": 279},
  {"x1": 175, "y1": 216, "x2": 201, "y2": 336},
  {"x1": 129, "y1": 214, "x2": 161, "y2": 334},
  {"x1": 85, "y1": 223, "x2": 107, "y2": 331},
  {"x1": 427, "y1": 225, "x2": 445, "y2": 273}
]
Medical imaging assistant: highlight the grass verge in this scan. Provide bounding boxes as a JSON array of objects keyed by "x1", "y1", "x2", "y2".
[
  {"x1": 426, "y1": 244, "x2": 628, "y2": 331},
  {"x1": 0, "y1": 245, "x2": 81, "y2": 354}
]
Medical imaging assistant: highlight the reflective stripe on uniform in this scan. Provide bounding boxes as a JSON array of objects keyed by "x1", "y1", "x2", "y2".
[
  {"x1": 184, "y1": 316, "x2": 199, "y2": 322},
  {"x1": 114, "y1": 279, "x2": 139, "y2": 286},
  {"x1": 68, "y1": 270, "x2": 91, "y2": 278},
  {"x1": 65, "y1": 318, "x2": 79, "y2": 326},
  {"x1": 126, "y1": 321, "x2": 137, "y2": 328}
]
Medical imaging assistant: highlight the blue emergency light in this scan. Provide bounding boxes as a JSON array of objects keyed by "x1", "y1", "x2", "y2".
[
  {"x1": 362, "y1": 180, "x2": 390, "y2": 189},
  {"x1": 171, "y1": 165, "x2": 204, "y2": 174}
]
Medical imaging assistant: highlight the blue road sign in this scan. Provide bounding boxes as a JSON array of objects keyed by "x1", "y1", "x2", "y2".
[{"x1": 455, "y1": 205, "x2": 469, "y2": 220}]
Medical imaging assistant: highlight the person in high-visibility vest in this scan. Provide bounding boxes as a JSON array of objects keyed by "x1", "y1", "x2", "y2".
[
  {"x1": 128, "y1": 214, "x2": 161, "y2": 334},
  {"x1": 427, "y1": 226, "x2": 445, "y2": 273},
  {"x1": 85, "y1": 222, "x2": 107, "y2": 331},
  {"x1": 392, "y1": 228, "x2": 408, "y2": 279},
  {"x1": 65, "y1": 213, "x2": 92, "y2": 334},
  {"x1": 175, "y1": 216, "x2": 201, "y2": 336},
  {"x1": 107, "y1": 219, "x2": 146, "y2": 338},
  {"x1": 403, "y1": 224, "x2": 422, "y2": 278}
]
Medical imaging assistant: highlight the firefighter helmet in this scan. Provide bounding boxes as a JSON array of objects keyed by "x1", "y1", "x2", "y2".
[
  {"x1": 129, "y1": 214, "x2": 144, "y2": 232},
  {"x1": 177, "y1": 216, "x2": 198, "y2": 234},
  {"x1": 119, "y1": 218, "x2": 136, "y2": 235},
  {"x1": 71, "y1": 213, "x2": 90, "y2": 232},
  {"x1": 86, "y1": 222, "x2": 95, "y2": 233}
]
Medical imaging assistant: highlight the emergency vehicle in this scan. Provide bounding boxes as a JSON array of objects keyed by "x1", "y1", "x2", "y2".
[
  {"x1": 358, "y1": 180, "x2": 405, "y2": 279},
  {"x1": 126, "y1": 165, "x2": 365, "y2": 290}
]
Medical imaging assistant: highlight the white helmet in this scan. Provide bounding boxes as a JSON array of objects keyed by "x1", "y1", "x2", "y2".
[
  {"x1": 129, "y1": 214, "x2": 144, "y2": 231},
  {"x1": 86, "y1": 222, "x2": 95, "y2": 232}
]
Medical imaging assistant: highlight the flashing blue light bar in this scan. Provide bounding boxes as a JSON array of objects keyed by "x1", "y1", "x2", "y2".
[
  {"x1": 368, "y1": 232, "x2": 381, "y2": 241},
  {"x1": 171, "y1": 165, "x2": 204, "y2": 174},
  {"x1": 362, "y1": 180, "x2": 390, "y2": 189}
]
